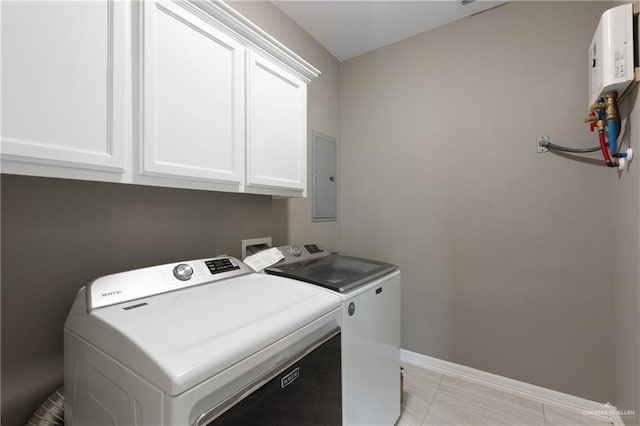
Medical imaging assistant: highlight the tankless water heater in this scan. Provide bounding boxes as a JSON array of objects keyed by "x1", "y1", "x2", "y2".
[{"x1": 588, "y1": 3, "x2": 635, "y2": 104}]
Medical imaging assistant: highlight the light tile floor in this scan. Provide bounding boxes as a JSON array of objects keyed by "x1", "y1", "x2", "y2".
[{"x1": 398, "y1": 363, "x2": 617, "y2": 426}]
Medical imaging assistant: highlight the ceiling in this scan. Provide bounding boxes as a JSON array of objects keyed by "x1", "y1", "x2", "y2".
[{"x1": 273, "y1": 1, "x2": 507, "y2": 62}]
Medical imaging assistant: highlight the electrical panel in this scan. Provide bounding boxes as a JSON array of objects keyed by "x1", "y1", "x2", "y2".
[
  {"x1": 588, "y1": 3, "x2": 634, "y2": 104},
  {"x1": 312, "y1": 131, "x2": 337, "y2": 222}
]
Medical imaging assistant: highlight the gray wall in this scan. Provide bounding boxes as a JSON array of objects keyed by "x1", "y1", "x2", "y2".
[
  {"x1": 339, "y1": 1, "x2": 615, "y2": 402},
  {"x1": 0, "y1": 2, "x2": 340, "y2": 424},
  {"x1": 612, "y1": 79, "x2": 640, "y2": 422}
]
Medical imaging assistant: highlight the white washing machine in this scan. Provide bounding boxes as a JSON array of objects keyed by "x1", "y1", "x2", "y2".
[
  {"x1": 266, "y1": 245, "x2": 401, "y2": 426},
  {"x1": 64, "y1": 256, "x2": 343, "y2": 425}
]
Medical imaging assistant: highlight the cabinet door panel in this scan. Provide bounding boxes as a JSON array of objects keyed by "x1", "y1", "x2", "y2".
[
  {"x1": 141, "y1": 1, "x2": 244, "y2": 185},
  {"x1": 1, "y1": 0, "x2": 125, "y2": 172},
  {"x1": 246, "y1": 52, "x2": 306, "y2": 193}
]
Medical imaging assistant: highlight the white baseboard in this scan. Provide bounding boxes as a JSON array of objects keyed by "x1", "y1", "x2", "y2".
[{"x1": 401, "y1": 349, "x2": 625, "y2": 426}]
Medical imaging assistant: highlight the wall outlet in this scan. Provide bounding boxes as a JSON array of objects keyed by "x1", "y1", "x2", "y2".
[
  {"x1": 241, "y1": 237, "x2": 272, "y2": 260},
  {"x1": 537, "y1": 135, "x2": 549, "y2": 153}
]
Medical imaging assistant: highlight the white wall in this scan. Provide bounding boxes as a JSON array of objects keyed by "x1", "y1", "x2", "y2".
[{"x1": 340, "y1": 1, "x2": 616, "y2": 402}]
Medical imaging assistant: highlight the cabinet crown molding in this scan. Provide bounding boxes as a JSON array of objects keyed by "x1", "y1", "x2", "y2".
[{"x1": 179, "y1": 0, "x2": 321, "y2": 83}]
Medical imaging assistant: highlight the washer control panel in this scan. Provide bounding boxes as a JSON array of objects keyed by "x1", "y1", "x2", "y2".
[
  {"x1": 303, "y1": 244, "x2": 323, "y2": 254},
  {"x1": 274, "y1": 243, "x2": 329, "y2": 266},
  {"x1": 87, "y1": 256, "x2": 251, "y2": 311}
]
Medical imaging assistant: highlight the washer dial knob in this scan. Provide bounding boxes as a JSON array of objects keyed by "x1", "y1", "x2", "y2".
[
  {"x1": 290, "y1": 246, "x2": 302, "y2": 257},
  {"x1": 173, "y1": 264, "x2": 193, "y2": 281}
]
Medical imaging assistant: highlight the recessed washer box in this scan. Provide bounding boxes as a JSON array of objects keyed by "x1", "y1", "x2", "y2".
[{"x1": 241, "y1": 237, "x2": 272, "y2": 259}]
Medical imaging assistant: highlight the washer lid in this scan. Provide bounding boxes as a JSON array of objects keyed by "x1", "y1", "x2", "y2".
[
  {"x1": 65, "y1": 273, "x2": 341, "y2": 396},
  {"x1": 266, "y1": 254, "x2": 397, "y2": 293}
]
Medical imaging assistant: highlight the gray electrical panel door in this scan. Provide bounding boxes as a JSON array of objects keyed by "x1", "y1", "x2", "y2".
[{"x1": 312, "y1": 131, "x2": 337, "y2": 222}]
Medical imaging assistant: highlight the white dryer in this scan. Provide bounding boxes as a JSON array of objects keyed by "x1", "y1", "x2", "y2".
[
  {"x1": 266, "y1": 245, "x2": 401, "y2": 426},
  {"x1": 64, "y1": 256, "x2": 343, "y2": 425}
]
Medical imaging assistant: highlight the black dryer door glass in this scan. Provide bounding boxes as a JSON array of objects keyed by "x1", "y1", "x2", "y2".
[{"x1": 206, "y1": 333, "x2": 342, "y2": 426}]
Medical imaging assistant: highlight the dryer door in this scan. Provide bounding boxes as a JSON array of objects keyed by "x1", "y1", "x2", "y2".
[{"x1": 198, "y1": 331, "x2": 341, "y2": 426}]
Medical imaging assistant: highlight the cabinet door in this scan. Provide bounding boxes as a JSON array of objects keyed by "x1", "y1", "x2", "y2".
[
  {"x1": 246, "y1": 52, "x2": 307, "y2": 195},
  {"x1": 140, "y1": 1, "x2": 244, "y2": 188},
  {"x1": 1, "y1": 0, "x2": 127, "y2": 180}
]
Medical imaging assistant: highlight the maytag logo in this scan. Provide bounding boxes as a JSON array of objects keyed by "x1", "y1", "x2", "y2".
[
  {"x1": 101, "y1": 290, "x2": 122, "y2": 297},
  {"x1": 281, "y1": 367, "x2": 299, "y2": 388}
]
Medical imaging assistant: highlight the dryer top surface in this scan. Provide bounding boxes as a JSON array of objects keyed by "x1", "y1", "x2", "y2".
[{"x1": 66, "y1": 268, "x2": 341, "y2": 396}]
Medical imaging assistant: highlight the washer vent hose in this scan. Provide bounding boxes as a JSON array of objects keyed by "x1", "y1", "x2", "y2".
[{"x1": 26, "y1": 386, "x2": 64, "y2": 426}]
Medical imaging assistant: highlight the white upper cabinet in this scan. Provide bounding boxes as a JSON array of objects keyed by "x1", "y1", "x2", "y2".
[
  {"x1": 246, "y1": 52, "x2": 307, "y2": 196},
  {"x1": 1, "y1": 0, "x2": 127, "y2": 181},
  {"x1": 137, "y1": 1, "x2": 244, "y2": 191},
  {"x1": 1, "y1": 0, "x2": 319, "y2": 196}
]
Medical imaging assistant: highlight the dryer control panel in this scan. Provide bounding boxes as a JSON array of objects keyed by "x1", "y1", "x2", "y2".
[
  {"x1": 205, "y1": 257, "x2": 240, "y2": 274},
  {"x1": 86, "y1": 256, "x2": 250, "y2": 311}
]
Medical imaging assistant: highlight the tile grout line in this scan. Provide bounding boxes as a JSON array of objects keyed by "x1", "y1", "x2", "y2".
[
  {"x1": 419, "y1": 373, "x2": 445, "y2": 425},
  {"x1": 542, "y1": 402, "x2": 547, "y2": 426}
]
